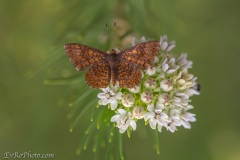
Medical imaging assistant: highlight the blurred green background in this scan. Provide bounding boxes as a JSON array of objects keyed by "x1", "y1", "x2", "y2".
[{"x1": 1, "y1": 0, "x2": 240, "y2": 160}]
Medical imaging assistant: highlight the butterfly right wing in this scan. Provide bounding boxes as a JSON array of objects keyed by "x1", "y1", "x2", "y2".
[
  {"x1": 117, "y1": 41, "x2": 160, "y2": 69},
  {"x1": 116, "y1": 61, "x2": 142, "y2": 88},
  {"x1": 64, "y1": 43, "x2": 106, "y2": 71}
]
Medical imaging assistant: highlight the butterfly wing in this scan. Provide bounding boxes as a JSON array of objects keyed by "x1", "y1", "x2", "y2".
[
  {"x1": 116, "y1": 61, "x2": 142, "y2": 88},
  {"x1": 85, "y1": 61, "x2": 111, "y2": 88},
  {"x1": 64, "y1": 43, "x2": 106, "y2": 71},
  {"x1": 118, "y1": 41, "x2": 160, "y2": 69}
]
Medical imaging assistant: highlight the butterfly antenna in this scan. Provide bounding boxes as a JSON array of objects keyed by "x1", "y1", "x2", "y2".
[
  {"x1": 112, "y1": 22, "x2": 116, "y2": 49},
  {"x1": 105, "y1": 23, "x2": 110, "y2": 46}
]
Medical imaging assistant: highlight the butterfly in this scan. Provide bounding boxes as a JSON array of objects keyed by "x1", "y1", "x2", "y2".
[{"x1": 64, "y1": 41, "x2": 160, "y2": 88}]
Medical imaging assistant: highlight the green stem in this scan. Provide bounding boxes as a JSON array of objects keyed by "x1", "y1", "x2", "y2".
[
  {"x1": 155, "y1": 130, "x2": 160, "y2": 155},
  {"x1": 119, "y1": 134, "x2": 125, "y2": 160}
]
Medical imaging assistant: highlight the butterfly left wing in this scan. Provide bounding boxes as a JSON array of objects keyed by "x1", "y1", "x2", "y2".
[
  {"x1": 85, "y1": 61, "x2": 111, "y2": 88},
  {"x1": 117, "y1": 41, "x2": 160, "y2": 69},
  {"x1": 64, "y1": 43, "x2": 106, "y2": 71}
]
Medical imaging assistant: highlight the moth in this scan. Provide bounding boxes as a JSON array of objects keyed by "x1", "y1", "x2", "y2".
[{"x1": 64, "y1": 41, "x2": 160, "y2": 88}]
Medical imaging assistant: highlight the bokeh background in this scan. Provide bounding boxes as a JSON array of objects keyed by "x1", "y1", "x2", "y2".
[{"x1": 1, "y1": 0, "x2": 240, "y2": 160}]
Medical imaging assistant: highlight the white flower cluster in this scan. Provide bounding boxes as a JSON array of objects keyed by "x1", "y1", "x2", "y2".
[{"x1": 97, "y1": 35, "x2": 200, "y2": 133}]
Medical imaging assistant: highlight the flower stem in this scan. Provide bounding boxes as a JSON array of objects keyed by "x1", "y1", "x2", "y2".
[
  {"x1": 155, "y1": 130, "x2": 160, "y2": 155},
  {"x1": 119, "y1": 134, "x2": 125, "y2": 160}
]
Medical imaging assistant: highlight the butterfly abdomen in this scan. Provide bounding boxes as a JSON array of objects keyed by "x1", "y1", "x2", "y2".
[
  {"x1": 110, "y1": 64, "x2": 117, "y2": 86},
  {"x1": 106, "y1": 52, "x2": 118, "y2": 86}
]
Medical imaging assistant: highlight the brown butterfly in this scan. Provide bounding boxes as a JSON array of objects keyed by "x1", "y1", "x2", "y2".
[{"x1": 64, "y1": 41, "x2": 160, "y2": 88}]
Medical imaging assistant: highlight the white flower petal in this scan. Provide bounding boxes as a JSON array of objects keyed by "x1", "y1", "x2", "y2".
[
  {"x1": 102, "y1": 88, "x2": 109, "y2": 93},
  {"x1": 185, "y1": 74, "x2": 194, "y2": 81},
  {"x1": 169, "y1": 41, "x2": 175, "y2": 46},
  {"x1": 181, "y1": 120, "x2": 191, "y2": 129},
  {"x1": 161, "y1": 112, "x2": 168, "y2": 119},
  {"x1": 131, "y1": 37, "x2": 137, "y2": 46},
  {"x1": 173, "y1": 97, "x2": 181, "y2": 103},
  {"x1": 156, "y1": 103, "x2": 164, "y2": 111},
  {"x1": 166, "y1": 69, "x2": 176, "y2": 74},
  {"x1": 169, "y1": 58, "x2": 175, "y2": 65},
  {"x1": 147, "y1": 104, "x2": 154, "y2": 112},
  {"x1": 149, "y1": 119, "x2": 157, "y2": 129},
  {"x1": 129, "y1": 120, "x2": 137, "y2": 131},
  {"x1": 144, "y1": 112, "x2": 154, "y2": 121},
  {"x1": 168, "y1": 123, "x2": 177, "y2": 132},
  {"x1": 185, "y1": 105, "x2": 194, "y2": 110},
  {"x1": 190, "y1": 116, "x2": 196, "y2": 122},
  {"x1": 161, "y1": 42, "x2": 168, "y2": 51},
  {"x1": 110, "y1": 103, "x2": 118, "y2": 110},
  {"x1": 97, "y1": 93, "x2": 106, "y2": 98},
  {"x1": 110, "y1": 83, "x2": 119, "y2": 92},
  {"x1": 117, "y1": 109, "x2": 127, "y2": 115},
  {"x1": 154, "y1": 56, "x2": 159, "y2": 63},
  {"x1": 183, "y1": 112, "x2": 196, "y2": 122},
  {"x1": 98, "y1": 98, "x2": 109, "y2": 105},
  {"x1": 115, "y1": 92, "x2": 122, "y2": 100},
  {"x1": 110, "y1": 115, "x2": 121, "y2": 122},
  {"x1": 109, "y1": 90, "x2": 115, "y2": 96},
  {"x1": 160, "y1": 35, "x2": 167, "y2": 46},
  {"x1": 178, "y1": 79, "x2": 186, "y2": 85},
  {"x1": 166, "y1": 44, "x2": 176, "y2": 52},
  {"x1": 186, "y1": 89, "x2": 200, "y2": 96},
  {"x1": 162, "y1": 58, "x2": 168, "y2": 66},
  {"x1": 157, "y1": 124, "x2": 163, "y2": 132},
  {"x1": 119, "y1": 127, "x2": 128, "y2": 133},
  {"x1": 109, "y1": 97, "x2": 116, "y2": 103},
  {"x1": 110, "y1": 98, "x2": 118, "y2": 110},
  {"x1": 140, "y1": 36, "x2": 146, "y2": 42},
  {"x1": 173, "y1": 119, "x2": 181, "y2": 126},
  {"x1": 162, "y1": 64, "x2": 169, "y2": 72}
]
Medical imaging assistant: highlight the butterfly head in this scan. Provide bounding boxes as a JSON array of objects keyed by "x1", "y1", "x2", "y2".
[{"x1": 107, "y1": 48, "x2": 120, "y2": 55}]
